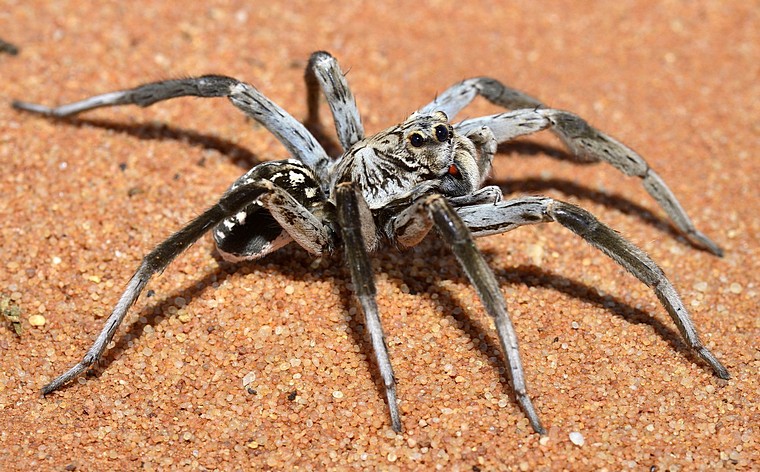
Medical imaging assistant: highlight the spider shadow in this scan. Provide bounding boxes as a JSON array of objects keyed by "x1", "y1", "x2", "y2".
[
  {"x1": 493, "y1": 141, "x2": 694, "y2": 249},
  {"x1": 83, "y1": 266, "x2": 230, "y2": 382},
  {"x1": 37, "y1": 116, "x2": 263, "y2": 169},
  {"x1": 379, "y1": 240, "x2": 707, "y2": 409},
  {"x1": 76, "y1": 236, "x2": 707, "y2": 425},
  {"x1": 80, "y1": 246, "x2": 344, "y2": 391}
]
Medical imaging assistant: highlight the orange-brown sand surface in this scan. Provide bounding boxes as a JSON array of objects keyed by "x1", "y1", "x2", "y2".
[{"x1": 1, "y1": 1, "x2": 757, "y2": 470}]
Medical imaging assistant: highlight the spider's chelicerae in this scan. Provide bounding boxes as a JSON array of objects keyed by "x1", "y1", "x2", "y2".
[{"x1": 14, "y1": 51, "x2": 729, "y2": 434}]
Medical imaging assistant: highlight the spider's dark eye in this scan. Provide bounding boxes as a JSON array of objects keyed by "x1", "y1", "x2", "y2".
[
  {"x1": 435, "y1": 125, "x2": 450, "y2": 142},
  {"x1": 409, "y1": 133, "x2": 424, "y2": 147}
]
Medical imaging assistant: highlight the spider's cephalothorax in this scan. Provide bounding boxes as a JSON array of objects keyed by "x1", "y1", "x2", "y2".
[
  {"x1": 14, "y1": 51, "x2": 728, "y2": 435},
  {"x1": 329, "y1": 111, "x2": 482, "y2": 207}
]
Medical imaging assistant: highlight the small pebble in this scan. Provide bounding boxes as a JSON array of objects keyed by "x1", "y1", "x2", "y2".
[
  {"x1": 28, "y1": 314, "x2": 46, "y2": 327},
  {"x1": 332, "y1": 390, "x2": 344, "y2": 399},
  {"x1": 569, "y1": 431, "x2": 585, "y2": 446},
  {"x1": 729, "y1": 282, "x2": 743, "y2": 294},
  {"x1": 242, "y1": 371, "x2": 256, "y2": 388}
]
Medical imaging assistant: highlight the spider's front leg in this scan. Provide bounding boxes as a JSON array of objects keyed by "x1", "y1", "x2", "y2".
[
  {"x1": 335, "y1": 183, "x2": 401, "y2": 432},
  {"x1": 385, "y1": 191, "x2": 546, "y2": 435},
  {"x1": 304, "y1": 51, "x2": 365, "y2": 151},
  {"x1": 457, "y1": 196, "x2": 730, "y2": 380},
  {"x1": 422, "y1": 78, "x2": 723, "y2": 256}
]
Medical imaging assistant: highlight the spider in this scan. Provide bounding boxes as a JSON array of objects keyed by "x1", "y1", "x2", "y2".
[{"x1": 13, "y1": 51, "x2": 729, "y2": 434}]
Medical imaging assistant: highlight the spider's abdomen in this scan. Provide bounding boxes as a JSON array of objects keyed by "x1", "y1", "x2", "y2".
[{"x1": 214, "y1": 160, "x2": 327, "y2": 261}]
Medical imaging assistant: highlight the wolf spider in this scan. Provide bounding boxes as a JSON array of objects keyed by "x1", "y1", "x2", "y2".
[{"x1": 13, "y1": 51, "x2": 728, "y2": 434}]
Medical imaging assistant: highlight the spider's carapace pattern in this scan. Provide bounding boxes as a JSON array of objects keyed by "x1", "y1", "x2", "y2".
[{"x1": 13, "y1": 51, "x2": 729, "y2": 434}]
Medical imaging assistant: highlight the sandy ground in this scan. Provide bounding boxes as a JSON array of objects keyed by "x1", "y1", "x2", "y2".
[{"x1": 0, "y1": 1, "x2": 757, "y2": 470}]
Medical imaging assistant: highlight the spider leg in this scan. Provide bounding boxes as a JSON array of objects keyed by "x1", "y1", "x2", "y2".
[
  {"x1": 12, "y1": 75, "x2": 330, "y2": 173},
  {"x1": 419, "y1": 77, "x2": 543, "y2": 118},
  {"x1": 458, "y1": 109, "x2": 723, "y2": 256},
  {"x1": 456, "y1": 196, "x2": 730, "y2": 380},
  {"x1": 428, "y1": 194, "x2": 546, "y2": 434},
  {"x1": 41, "y1": 179, "x2": 275, "y2": 395},
  {"x1": 305, "y1": 51, "x2": 365, "y2": 151},
  {"x1": 420, "y1": 78, "x2": 722, "y2": 256},
  {"x1": 335, "y1": 183, "x2": 400, "y2": 432},
  {"x1": 383, "y1": 192, "x2": 545, "y2": 433}
]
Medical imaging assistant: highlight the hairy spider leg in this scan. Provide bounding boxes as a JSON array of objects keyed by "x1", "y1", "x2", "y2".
[
  {"x1": 455, "y1": 195, "x2": 729, "y2": 380},
  {"x1": 13, "y1": 75, "x2": 332, "y2": 174},
  {"x1": 41, "y1": 180, "x2": 273, "y2": 394},
  {"x1": 336, "y1": 183, "x2": 400, "y2": 431},
  {"x1": 420, "y1": 78, "x2": 723, "y2": 256},
  {"x1": 305, "y1": 51, "x2": 365, "y2": 151},
  {"x1": 385, "y1": 190, "x2": 547, "y2": 434}
]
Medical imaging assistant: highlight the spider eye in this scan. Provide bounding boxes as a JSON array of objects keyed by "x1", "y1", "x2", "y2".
[
  {"x1": 409, "y1": 132, "x2": 424, "y2": 147},
  {"x1": 435, "y1": 125, "x2": 450, "y2": 142}
]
